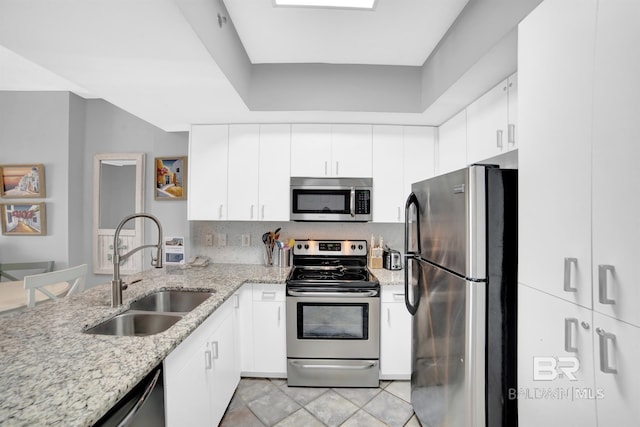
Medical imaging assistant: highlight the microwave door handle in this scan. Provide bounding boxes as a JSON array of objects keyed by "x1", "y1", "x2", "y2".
[{"x1": 350, "y1": 187, "x2": 356, "y2": 217}]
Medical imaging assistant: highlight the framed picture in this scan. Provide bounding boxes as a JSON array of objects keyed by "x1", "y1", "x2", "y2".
[
  {"x1": 1, "y1": 203, "x2": 46, "y2": 236},
  {"x1": 155, "y1": 157, "x2": 187, "y2": 200},
  {"x1": 0, "y1": 164, "x2": 46, "y2": 198}
]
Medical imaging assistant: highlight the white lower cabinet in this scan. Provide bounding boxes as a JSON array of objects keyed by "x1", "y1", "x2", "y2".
[
  {"x1": 380, "y1": 285, "x2": 411, "y2": 379},
  {"x1": 164, "y1": 297, "x2": 240, "y2": 427},
  {"x1": 250, "y1": 284, "x2": 287, "y2": 376},
  {"x1": 518, "y1": 284, "x2": 597, "y2": 427},
  {"x1": 234, "y1": 283, "x2": 287, "y2": 377},
  {"x1": 518, "y1": 284, "x2": 640, "y2": 427}
]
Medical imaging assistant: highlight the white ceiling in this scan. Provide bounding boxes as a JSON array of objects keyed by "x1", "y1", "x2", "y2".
[
  {"x1": 0, "y1": 0, "x2": 476, "y2": 132},
  {"x1": 223, "y1": 0, "x2": 468, "y2": 66}
]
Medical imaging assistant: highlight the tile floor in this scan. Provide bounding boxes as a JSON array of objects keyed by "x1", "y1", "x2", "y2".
[{"x1": 220, "y1": 378, "x2": 420, "y2": 427}]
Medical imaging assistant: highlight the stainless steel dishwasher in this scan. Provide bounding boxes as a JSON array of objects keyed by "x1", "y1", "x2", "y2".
[{"x1": 93, "y1": 365, "x2": 165, "y2": 427}]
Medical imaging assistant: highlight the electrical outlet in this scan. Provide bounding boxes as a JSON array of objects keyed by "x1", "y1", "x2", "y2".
[
  {"x1": 241, "y1": 234, "x2": 251, "y2": 247},
  {"x1": 205, "y1": 233, "x2": 213, "y2": 246},
  {"x1": 218, "y1": 233, "x2": 227, "y2": 247}
]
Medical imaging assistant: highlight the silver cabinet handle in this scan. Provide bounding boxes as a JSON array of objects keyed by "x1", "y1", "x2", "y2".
[
  {"x1": 233, "y1": 293, "x2": 240, "y2": 308},
  {"x1": 496, "y1": 129, "x2": 503, "y2": 148},
  {"x1": 564, "y1": 318, "x2": 578, "y2": 353},
  {"x1": 262, "y1": 291, "x2": 276, "y2": 300},
  {"x1": 508, "y1": 124, "x2": 516, "y2": 144},
  {"x1": 387, "y1": 307, "x2": 391, "y2": 326},
  {"x1": 596, "y1": 328, "x2": 618, "y2": 374},
  {"x1": 261, "y1": 205, "x2": 265, "y2": 220},
  {"x1": 219, "y1": 204, "x2": 223, "y2": 219},
  {"x1": 336, "y1": 161, "x2": 339, "y2": 176},
  {"x1": 598, "y1": 265, "x2": 616, "y2": 305},
  {"x1": 564, "y1": 257, "x2": 578, "y2": 292},
  {"x1": 324, "y1": 161, "x2": 328, "y2": 176},
  {"x1": 204, "y1": 350, "x2": 212, "y2": 370},
  {"x1": 277, "y1": 306, "x2": 281, "y2": 325},
  {"x1": 211, "y1": 341, "x2": 219, "y2": 360},
  {"x1": 251, "y1": 205, "x2": 254, "y2": 219}
]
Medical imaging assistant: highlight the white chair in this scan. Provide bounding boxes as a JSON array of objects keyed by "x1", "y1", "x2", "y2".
[{"x1": 23, "y1": 264, "x2": 88, "y2": 308}]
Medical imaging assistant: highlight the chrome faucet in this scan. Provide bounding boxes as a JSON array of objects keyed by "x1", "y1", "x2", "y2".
[{"x1": 111, "y1": 213, "x2": 163, "y2": 307}]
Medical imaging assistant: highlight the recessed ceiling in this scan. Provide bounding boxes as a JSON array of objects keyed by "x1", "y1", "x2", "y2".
[{"x1": 223, "y1": 0, "x2": 469, "y2": 66}]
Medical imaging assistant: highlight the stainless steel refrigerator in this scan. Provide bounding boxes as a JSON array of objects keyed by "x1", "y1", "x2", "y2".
[{"x1": 403, "y1": 165, "x2": 518, "y2": 427}]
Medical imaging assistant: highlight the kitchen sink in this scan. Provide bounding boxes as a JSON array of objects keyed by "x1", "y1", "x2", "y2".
[
  {"x1": 128, "y1": 290, "x2": 214, "y2": 313},
  {"x1": 85, "y1": 312, "x2": 182, "y2": 336}
]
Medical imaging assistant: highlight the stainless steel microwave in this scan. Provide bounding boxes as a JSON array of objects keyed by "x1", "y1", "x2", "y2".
[{"x1": 290, "y1": 177, "x2": 372, "y2": 222}]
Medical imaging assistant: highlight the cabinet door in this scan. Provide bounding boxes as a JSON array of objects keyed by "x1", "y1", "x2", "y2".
[
  {"x1": 209, "y1": 307, "x2": 241, "y2": 427},
  {"x1": 372, "y1": 125, "x2": 404, "y2": 223},
  {"x1": 252, "y1": 285, "x2": 287, "y2": 376},
  {"x1": 592, "y1": 312, "x2": 640, "y2": 427},
  {"x1": 234, "y1": 285, "x2": 254, "y2": 373},
  {"x1": 437, "y1": 109, "x2": 467, "y2": 175},
  {"x1": 380, "y1": 285, "x2": 411, "y2": 379},
  {"x1": 517, "y1": 0, "x2": 596, "y2": 308},
  {"x1": 506, "y1": 73, "x2": 518, "y2": 150},
  {"x1": 227, "y1": 124, "x2": 260, "y2": 220},
  {"x1": 188, "y1": 125, "x2": 228, "y2": 220},
  {"x1": 290, "y1": 124, "x2": 332, "y2": 177},
  {"x1": 466, "y1": 79, "x2": 508, "y2": 164},
  {"x1": 258, "y1": 124, "x2": 291, "y2": 221},
  {"x1": 403, "y1": 126, "x2": 435, "y2": 190},
  {"x1": 518, "y1": 284, "x2": 597, "y2": 427},
  {"x1": 591, "y1": 0, "x2": 640, "y2": 327},
  {"x1": 331, "y1": 124, "x2": 373, "y2": 177}
]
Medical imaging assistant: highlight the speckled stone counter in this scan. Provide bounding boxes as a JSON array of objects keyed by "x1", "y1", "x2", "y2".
[
  {"x1": 0, "y1": 263, "x2": 289, "y2": 427},
  {"x1": 0, "y1": 263, "x2": 402, "y2": 427}
]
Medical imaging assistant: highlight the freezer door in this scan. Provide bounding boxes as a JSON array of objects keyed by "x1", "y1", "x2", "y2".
[
  {"x1": 410, "y1": 166, "x2": 487, "y2": 279},
  {"x1": 409, "y1": 258, "x2": 486, "y2": 427}
]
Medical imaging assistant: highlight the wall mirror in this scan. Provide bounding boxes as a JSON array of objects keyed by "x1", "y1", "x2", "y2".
[{"x1": 93, "y1": 153, "x2": 145, "y2": 275}]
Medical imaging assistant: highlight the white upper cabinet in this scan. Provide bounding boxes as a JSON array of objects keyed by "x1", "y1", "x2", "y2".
[
  {"x1": 518, "y1": 0, "x2": 595, "y2": 308},
  {"x1": 372, "y1": 125, "x2": 435, "y2": 223},
  {"x1": 437, "y1": 109, "x2": 467, "y2": 175},
  {"x1": 591, "y1": 0, "x2": 640, "y2": 327},
  {"x1": 291, "y1": 124, "x2": 372, "y2": 177},
  {"x1": 290, "y1": 124, "x2": 332, "y2": 177},
  {"x1": 258, "y1": 124, "x2": 291, "y2": 221},
  {"x1": 331, "y1": 124, "x2": 373, "y2": 177},
  {"x1": 466, "y1": 73, "x2": 518, "y2": 164},
  {"x1": 227, "y1": 124, "x2": 260, "y2": 221},
  {"x1": 188, "y1": 125, "x2": 228, "y2": 221}
]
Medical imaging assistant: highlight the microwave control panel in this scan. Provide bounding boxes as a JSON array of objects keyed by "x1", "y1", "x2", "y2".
[{"x1": 355, "y1": 190, "x2": 371, "y2": 214}]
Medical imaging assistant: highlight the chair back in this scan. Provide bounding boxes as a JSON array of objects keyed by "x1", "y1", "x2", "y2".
[
  {"x1": 0, "y1": 261, "x2": 55, "y2": 282},
  {"x1": 23, "y1": 264, "x2": 88, "y2": 308}
]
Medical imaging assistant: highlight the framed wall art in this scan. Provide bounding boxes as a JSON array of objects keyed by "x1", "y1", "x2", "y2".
[
  {"x1": 155, "y1": 157, "x2": 187, "y2": 200},
  {"x1": 1, "y1": 203, "x2": 46, "y2": 236},
  {"x1": 0, "y1": 164, "x2": 46, "y2": 198}
]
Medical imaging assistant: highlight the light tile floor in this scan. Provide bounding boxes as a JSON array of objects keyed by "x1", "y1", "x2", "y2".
[{"x1": 220, "y1": 378, "x2": 420, "y2": 427}]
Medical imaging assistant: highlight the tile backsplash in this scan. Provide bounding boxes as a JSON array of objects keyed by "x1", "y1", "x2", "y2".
[{"x1": 190, "y1": 221, "x2": 404, "y2": 265}]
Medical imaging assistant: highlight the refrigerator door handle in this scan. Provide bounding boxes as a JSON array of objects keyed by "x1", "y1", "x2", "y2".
[
  {"x1": 403, "y1": 255, "x2": 419, "y2": 316},
  {"x1": 404, "y1": 192, "x2": 421, "y2": 256}
]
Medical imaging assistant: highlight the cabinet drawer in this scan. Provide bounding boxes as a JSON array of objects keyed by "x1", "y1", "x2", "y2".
[
  {"x1": 252, "y1": 283, "x2": 285, "y2": 302},
  {"x1": 381, "y1": 285, "x2": 406, "y2": 303}
]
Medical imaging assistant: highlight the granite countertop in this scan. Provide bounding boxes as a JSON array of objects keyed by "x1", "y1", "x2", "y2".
[{"x1": 0, "y1": 263, "x2": 403, "y2": 427}]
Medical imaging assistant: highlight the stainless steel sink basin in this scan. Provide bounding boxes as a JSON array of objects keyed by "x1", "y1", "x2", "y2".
[
  {"x1": 128, "y1": 290, "x2": 214, "y2": 313},
  {"x1": 85, "y1": 312, "x2": 182, "y2": 336}
]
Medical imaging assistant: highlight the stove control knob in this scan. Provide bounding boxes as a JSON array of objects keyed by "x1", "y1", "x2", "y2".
[
  {"x1": 358, "y1": 244, "x2": 364, "y2": 250},
  {"x1": 304, "y1": 244, "x2": 310, "y2": 250},
  {"x1": 297, "y1": 244, "x2": 302, "y2": 250},
  {"x1": 351, "y1": 244, "x2": 356, "y2": 250}
]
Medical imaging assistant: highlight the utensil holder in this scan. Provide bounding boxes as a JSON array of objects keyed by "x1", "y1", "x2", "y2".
[{"x1": 264, "y1": 245, "x2": 274, "y2": 266}]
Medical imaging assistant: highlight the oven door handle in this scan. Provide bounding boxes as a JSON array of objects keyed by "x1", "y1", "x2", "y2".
[
  {"x1": 287, "y1": 290, "x2": 378, "y2": 298},
  {"x1": 290, "y1": 361, "x2": 377, "y2": 370}
]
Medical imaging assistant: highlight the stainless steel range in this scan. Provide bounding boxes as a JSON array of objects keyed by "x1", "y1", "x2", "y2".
[{"x1": 286, "y1": 239, "x2": 380, "y2": 388}]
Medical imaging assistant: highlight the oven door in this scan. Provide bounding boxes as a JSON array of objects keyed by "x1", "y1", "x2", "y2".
[{"x1": 286, "y1": 291, "x2": 380, "y2": 359}]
